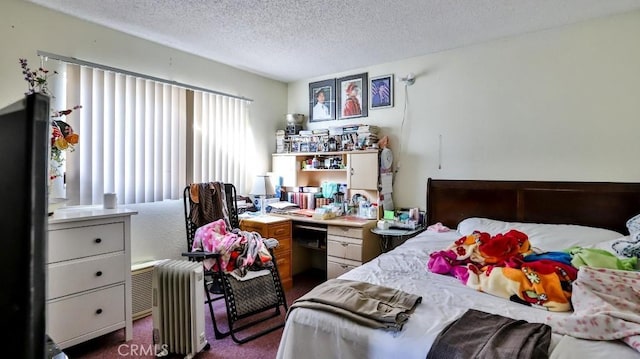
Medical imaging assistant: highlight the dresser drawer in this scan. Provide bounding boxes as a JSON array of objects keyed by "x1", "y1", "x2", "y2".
[
  {"x1": 268, "y1": 222, "x2": 291, "y2": 239},
  {"x1": 327, "y1": 235, "x2": 362, "y2": 261},
  {"x1": 47, "y1": 253, "x2": 126, "y2": 300},
  {"x1": 328, "y1": 225, "x2": 363, "y2": 239},
  {"x1": 48, "y1": 222, "x2": 124, "y2": 263},
  {"x1": 47, "y1": 284, "x2": 125, "y2": 345}
]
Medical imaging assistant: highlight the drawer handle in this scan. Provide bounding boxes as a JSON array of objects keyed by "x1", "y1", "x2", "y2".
[
  {"x1": 94, "y1": 238, "x2": 102, "y2": 244},
  {"x1": 340, "y1": 264, "x2": 348, "y2": 269},
  {"x1": 275, "y1": 229, "x2": 285, "y2": 235},
  {"x1": 96, "y1": 271, "x2": 103, "y2": 277},
  {"x1": 95, "y1": 308, "x2": 103, "y2": 315},
  {"x1": 341, "y1": 242, "x2": 349, "y2": 247}
]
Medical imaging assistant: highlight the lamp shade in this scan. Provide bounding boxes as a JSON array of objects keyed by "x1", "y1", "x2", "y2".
[{"x1": 250, "y1": 175, "x2": 275, "y2": 196}]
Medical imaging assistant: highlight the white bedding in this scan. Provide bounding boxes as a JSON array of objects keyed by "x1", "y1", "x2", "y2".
[{"x1": 276, "y1": 225, "x2": 639, "y2": 359}]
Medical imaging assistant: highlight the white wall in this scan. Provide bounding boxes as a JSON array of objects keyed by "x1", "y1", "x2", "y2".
[
  {"x1": 1, "y1": 0, "x2": 287, "y2": 263},
  {"x1": 5, "y1": 1, "x2": 640, "y2": 263},
  {"x1": 287, "y1": 10, "x2": 640, "y2": 210}
]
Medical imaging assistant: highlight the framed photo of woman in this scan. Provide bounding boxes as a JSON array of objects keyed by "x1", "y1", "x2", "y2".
[
  {"x1": 370, "y1": 74, "x2": 394, "y2": 109},
  {"x1": 309, "y1": 79, "x2": 336, "y2": 122},
  {"x1": 337, "y1": 73, "x2": 368, "y2": 120}
]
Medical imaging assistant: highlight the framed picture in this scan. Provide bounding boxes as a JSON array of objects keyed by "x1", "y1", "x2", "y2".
[
  {"x1": 309, "y1": 79, "x2": 336, "y2": 122},
  {"x1": 370, "y1": 74, "x2": 394, "y2": 109},
  {"x1": 337, "y1": 73, "x2": 368, "y2": 120}
]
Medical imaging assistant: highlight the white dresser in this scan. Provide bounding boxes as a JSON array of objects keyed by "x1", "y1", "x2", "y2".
[{"x1": 47, "y1": 207, "x2": 137, "y2": 349}]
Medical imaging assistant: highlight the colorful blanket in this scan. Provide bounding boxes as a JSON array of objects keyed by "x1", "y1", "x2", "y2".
[
  {"x1": 192, "y1": 218, "x2": 274, "y2": 276},
  {"x1": 428, "y1": 230, "x2": 576, "y2": 311},
  {"x1": 546, "y1": 266, "x2": 640, "y2": 353}
]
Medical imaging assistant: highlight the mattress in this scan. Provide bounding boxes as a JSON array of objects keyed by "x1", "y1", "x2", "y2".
[{"x1": 276, "y1": 225, "x2": 639, "y2": 359}]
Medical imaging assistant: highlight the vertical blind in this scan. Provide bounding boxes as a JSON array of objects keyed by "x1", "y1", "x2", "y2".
[
  {"x1": 64, "y1": 64, "x2": 187, "y2": 205},
  {"x1": 61, "y1": 63, "x2": 250, "y2": 206},
  {"x1": 192, "y1": 91, "x2": 249, "y2": 193}
]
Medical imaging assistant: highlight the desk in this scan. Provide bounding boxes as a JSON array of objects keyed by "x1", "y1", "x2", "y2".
[
  {"x1": 269, "y1": 214, "x2": 379, "y2": 280},
  {"x1": 239, "y1": 216, "x2": 293, "y2": 290},
  {"x1": 371, "y1": 226, "x2": 426, "y2": 252}
]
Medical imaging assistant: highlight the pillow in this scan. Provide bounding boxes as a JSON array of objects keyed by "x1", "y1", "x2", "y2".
[{"x1": 457, "y1": 217, "x2": 623, "y2": 251}]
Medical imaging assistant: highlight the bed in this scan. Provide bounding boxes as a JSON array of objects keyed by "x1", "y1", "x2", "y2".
[{"x1": 276, "y1": 179, "x2": 640, "y2": 359}]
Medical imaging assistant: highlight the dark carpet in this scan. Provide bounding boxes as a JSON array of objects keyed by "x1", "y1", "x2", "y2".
[{"x1": 62, "y1": 271, "x2": 324, "y2": 359}]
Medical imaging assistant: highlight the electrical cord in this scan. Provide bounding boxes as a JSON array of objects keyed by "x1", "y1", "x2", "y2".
[{"x1": 395, "y1": 82, "x2": 409, "y2": 176}]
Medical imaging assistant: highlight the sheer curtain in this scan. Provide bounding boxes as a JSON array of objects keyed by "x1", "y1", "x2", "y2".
[
  {"x1": 64, "y1": 64, "x2": 187, "y2": 205},
  {"x1": 191, "y1": 91, "x2": 249, "y2": 193}
]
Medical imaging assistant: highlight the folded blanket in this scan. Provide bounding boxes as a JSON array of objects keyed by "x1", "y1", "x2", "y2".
[
  {"x1": 546, "y1": 266, "x2": 640, "y2": 353},
  {"x1": 287, "y1": 279, "x2": 422, "y2": 332},
  {"x1": 426, "y1": 309, "x2": 551, "y2": 359}
]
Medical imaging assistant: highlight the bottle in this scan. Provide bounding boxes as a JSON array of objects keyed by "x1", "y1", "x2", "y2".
[
  {"x1": 359, "y1": 201, "x2": 370, "y2": 218},
  {"x1": 369, "y1": 203, "x2": 379, "y2": 219},
  {"x1": 311, "y1": 156, "x2": 319, "y2": 169}
]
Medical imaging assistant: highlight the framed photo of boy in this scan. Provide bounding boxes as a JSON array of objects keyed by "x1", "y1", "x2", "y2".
[
  {"x1": 337, "y1": 73, "x2": 368, "y2": 120},
  {"x1": 309, "y1": 79, "x2": 336, "y2": 122},
  {"x1": 370, "y1": 74, "x2": 394, "y2": 109}
]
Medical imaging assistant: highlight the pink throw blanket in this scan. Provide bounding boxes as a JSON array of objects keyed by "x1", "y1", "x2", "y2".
[
  {"x1": 546, "y1": 266, "x2": 640, "y2": 353},
  {"x1": 192, "y1": 218, "x2": 272, "y2": 274}
]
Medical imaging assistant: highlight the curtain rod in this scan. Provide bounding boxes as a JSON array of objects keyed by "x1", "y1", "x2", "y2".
[{"x1": 37, "y1": 50, "x2": 254, "y2": 103}]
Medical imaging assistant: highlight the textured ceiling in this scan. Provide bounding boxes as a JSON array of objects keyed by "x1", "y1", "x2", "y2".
[{"x1": 26, "y1": 0, "x2": 640, "y2": 83}]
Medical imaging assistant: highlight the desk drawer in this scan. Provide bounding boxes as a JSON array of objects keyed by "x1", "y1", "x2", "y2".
[
  {"x1": 268, "y1": 222, "x2": 291, "y2": 239},
  {"x1": 47, "y1": 253, "x2": 126, "y2": 300},
  {"x1": 328, "y1": 225, "x2": 363, "y2": 239},
  {"x1": 47, "y1": 284, "x2": 125, "y2": 345},
  {"x1": 240, "y1": 222, "x2": 265, "y2": 234},
  {"x1": 273, "y1": 236, "x2": 292, "y2": 254},
  {"x1": 327, "y1": 256, "x2": 360, "y2": 279},
  {"x1": 274, "y1": 254, "x2": 291, "y2": 280},
  {"x1": 48, "y1": 222, "x2": 124, "y2": 263},
  {"x1": 327, "y1": 235, "x2": 362, "y2": 261}
]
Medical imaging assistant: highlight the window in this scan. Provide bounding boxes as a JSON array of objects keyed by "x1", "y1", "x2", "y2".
[
  {"x1": 56, "y1": 62, "x2": 250, "y2": 205},
  {"x1": 191, "y1": 91, "x2": 249, "y2": 193}
]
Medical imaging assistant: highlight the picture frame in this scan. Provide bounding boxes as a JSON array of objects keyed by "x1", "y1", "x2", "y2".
[
  {"x1": 309, "y1": 78, "x2": 336, "y2": 122},
  {"x1": 337, "y1": 73, "x2": 368, "y2": 120},
  {"x1": 370, "y1": 74, "x2": 394, "y2": 109}
]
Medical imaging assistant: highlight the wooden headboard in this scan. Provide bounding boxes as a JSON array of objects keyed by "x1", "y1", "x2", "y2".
[{"x1": 426, "y1": 178, "x2": 640, "y2": 234}]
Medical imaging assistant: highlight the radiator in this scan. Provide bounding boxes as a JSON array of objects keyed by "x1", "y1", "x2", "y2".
[
  {"x1": 131, "y1": 260, "x2": 160, "y2": 320},
  {"x1": 152, "y1": 259, "x2": 208, "y2": 358}
]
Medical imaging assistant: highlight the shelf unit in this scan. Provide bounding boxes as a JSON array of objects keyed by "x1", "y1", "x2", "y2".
[{"x1": 272, "y1": 149, "x2": 380, "y2": 213}]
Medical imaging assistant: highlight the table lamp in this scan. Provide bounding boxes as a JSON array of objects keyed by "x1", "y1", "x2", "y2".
[{"x1": 251, "y1": 175, "x2": 275, "y2": 215}]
